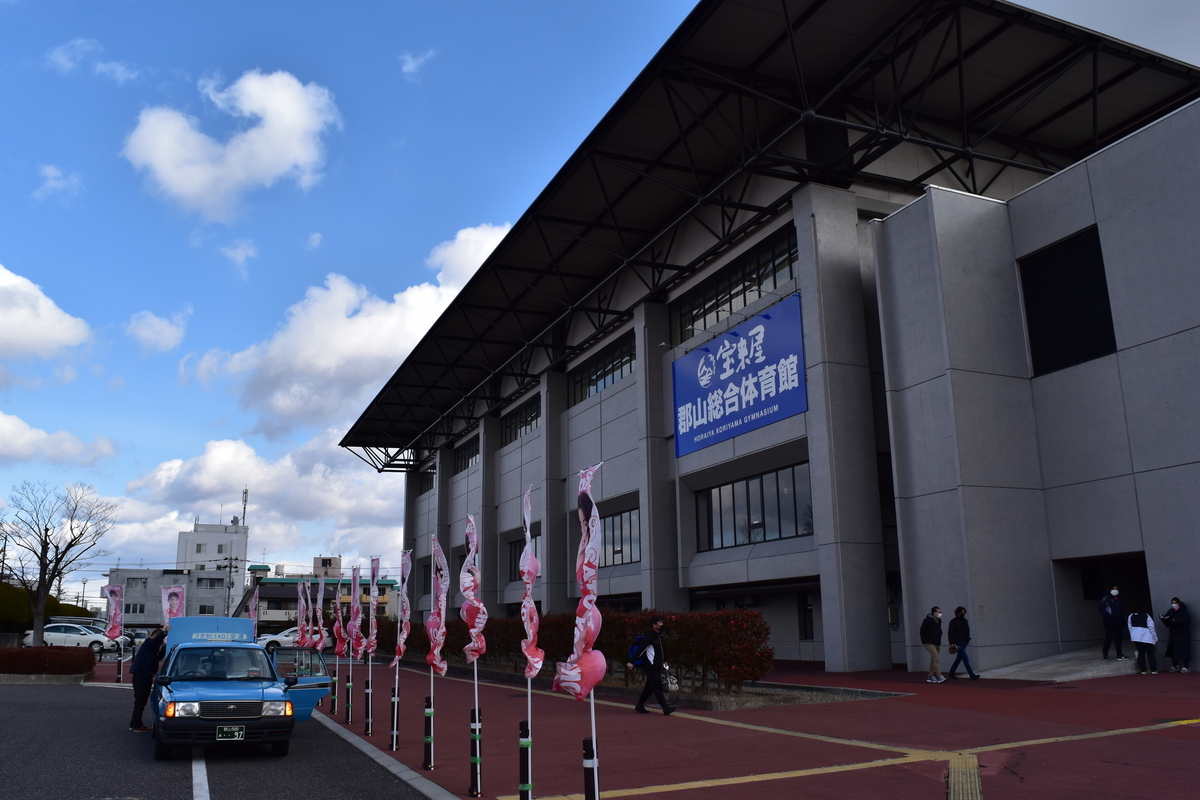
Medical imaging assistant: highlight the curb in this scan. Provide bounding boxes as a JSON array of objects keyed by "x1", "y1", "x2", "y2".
[
  {"x1": 0, "y1": 671, "x2": 95, "y2": 685},
  {"x1": 312, "y1": 709, "x2": 459, "y2": 800}
]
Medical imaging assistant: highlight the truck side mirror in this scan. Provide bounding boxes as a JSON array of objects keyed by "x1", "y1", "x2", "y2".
[
  {"x1": 155, "y1": 675, "x2": 172, "y2": 686},
  {"x1": 284, "y1": 676, "x2": 298, "y2": 687}
]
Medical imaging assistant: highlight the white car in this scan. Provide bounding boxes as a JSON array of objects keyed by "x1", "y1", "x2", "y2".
[
  {"x1": 23, "y1": 623, "x2": 118, "y2": 654},
  {"x1": 256, "y1": 627, "x2": 334, "y2": 654}
]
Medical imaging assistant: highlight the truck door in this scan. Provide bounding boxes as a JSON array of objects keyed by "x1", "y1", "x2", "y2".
[{"x1": 272, "y1": 647, "x2": 332, "y2": 721}]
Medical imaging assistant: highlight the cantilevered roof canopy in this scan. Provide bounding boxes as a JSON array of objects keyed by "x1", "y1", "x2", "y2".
[{"x1": 342, "y1": 0, "x2": 1200, "y2": 472}]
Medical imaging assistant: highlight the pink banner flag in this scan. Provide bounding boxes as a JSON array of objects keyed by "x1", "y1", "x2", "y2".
[
  {"x1": 519, "y1": 487, "x2": 544, "y2": 678},
  {"x1": 296, "y1": 580, "x2": 309, "y2": 647},
  {"x1": 460, "y1": 515, "x2": 487, "y2": 663},
  {"x1": 315, "y1": 575, "x2": 327, "y2": 652},
  {"x1": 162, "y1": 585, "x2": 185, "y2": 626},
  {"x1": 554, "y1": 463, "x2": 607, "y2": 700},
  {"x1": 425, "y1": 534, "x2": 449, "y2": 676},
  {"x1": 349, "y1": 566, "x2": 365, "y2": 659},
  {"x1": 366, "y1": 556, "x2": 380, "y2": 655},
  {"x1": 390, "y1": 551, "x2": 413, "y2": 667},
  {"x1": 249, "y1": 586, "x2": 259, "y2": 639},
  {"x1": 103, "y1": 585, "x2": 122, "y2": 641},
  {"x1": 333, "y1": 574, "x2": 348, "y2": 657}
]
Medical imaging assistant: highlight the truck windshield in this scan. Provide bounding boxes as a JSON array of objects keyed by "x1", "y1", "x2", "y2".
[{"x1": 168, "y1": 647, "x2": 275, "y2": 680}]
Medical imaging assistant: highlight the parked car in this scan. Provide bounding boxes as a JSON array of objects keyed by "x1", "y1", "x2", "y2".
[
  {"x1": 255, "y1": 627, "x2": 334, "y2": 654},
  {"x1": 22, "y1": 623, "x2": 118, "y2": 653},
  {"x1": 80, "y1": 625, "x2": 132, "y2": 649}
]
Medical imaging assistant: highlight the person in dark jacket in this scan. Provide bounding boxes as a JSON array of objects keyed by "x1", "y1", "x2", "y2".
[
  {"x1": 919, "y1": 607, "x2": 945, "y2": 683},
  {"x1": 946, "y1": 606, "x2": 980, "y2": 680},
  {"x1": 1161, "y1": 597, "x2": 1192, "y2": 672},
  {"x1": 1098, "y1": 586, "x2": 1128, "y2": 661},
  {"x1": 626, "y1": 615, "x2": 674, "y2": 715},
  {"x1": 129, "y1": 626, "x2": 169, "y2": 731}
]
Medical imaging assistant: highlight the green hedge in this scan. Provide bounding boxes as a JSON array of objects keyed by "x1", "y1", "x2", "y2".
[
  {"x1": 371, "y1": 608, "x2": 774, "y2": 694},
  {"x1": 0, "y1": 647, "x2": 96, "y2": 675},
  {"x1": 0, "y1": 584, "x2": 94, "y2": 633}
]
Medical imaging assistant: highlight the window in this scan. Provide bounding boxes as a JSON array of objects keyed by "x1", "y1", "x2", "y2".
[
  {"x1": 321, "y1": 558, "x2": 332, "y2": 568},
  {"x1": 502, "y1": 394, "x2": 541, "y2": 446},
  {"x1": 422, "y1": 564, "x2": 432, "y2": 595},
  {"x1": 600, "y1": 509, "x2": 641, "y2": 567},
  {"x1": 197, "y1": 578, "x2": 224, "y2": 589},
  {"x1": 126, "y1": 578, "x2": 148, "y2": 589},
  {"x1": 507, "y1": 528, "x2": 542, "y2": 582},
  {"x1": 194, "y1": 564, "x2": 206, "y2": 571},
  {"x1": 798, "y1": 592, "x2": 814, "y2": 640},
  {"x1": 195, "y1": 543, "x2": 206, "y2": 554},
  {"x1": 670, "y1": 225, "x2": 798, "y2": 344},
  {"x1": 453, "y1": 436, "x2": 480, "y2": 475},
  {"x1": 217, "y1": 544, "x2": 227, "y2": 554},
  {"x1": 266, "y1": 599, "x2": 297, "y2": 611},
  {"x1": 568, "y1": 331, "x2": 636, "y2": 407},
  {"x1": 697, "y1": 463, "x2": 813, "y2": 551},
  {"x1": 123, "y1": 603, "x2": 145, "y2": 615},
  {"x1": 198, "y1": 605, "x2": 216, "y2": 615},
  {"x1": 1019, "y1": 227, "x2": 1116, "y2": 376},
  {"x1": 415, "y1": 469, "x2": 436, "y2": 495}
]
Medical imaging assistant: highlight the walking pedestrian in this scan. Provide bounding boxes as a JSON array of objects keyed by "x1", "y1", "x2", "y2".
[
  {"x1": 1127, "y1": 610, "x2": 1158, "y2": 674},
  {"x1": 128, "y1": 625, "x2": 169, "y2": 731},
  {"x1": 1161, "y1": 598, "x2": 1191, "y2": 673},
  {"x1": 1098, "y1": 586, "x2": 1128, "y2": 661},
  {"x1": 946, "y1": 606, "x2": 980, "y2": 680},
  {"x1": 626, "y1": 615, "x2": 675, "y2": 715},
  {"x1": 920, "y1": 607, "x2": 945, "y2": 683}
]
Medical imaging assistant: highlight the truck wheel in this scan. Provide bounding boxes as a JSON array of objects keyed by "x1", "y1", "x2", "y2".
[{"x1": 271, "y1": 740, "x2": 290, "y2": 757}]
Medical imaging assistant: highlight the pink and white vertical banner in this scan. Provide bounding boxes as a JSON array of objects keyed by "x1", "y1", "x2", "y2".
[
  {"x1": 249, "y1": 586, "x2": 260, "y2": 639},
  {"x1": 460, "y1": 515, "x2": 488, "y2": 663},
  {"x1": 103, "y1": 585, "x2": 123, "y2": 641},
  {"x1": 553, "y1": 463, "x2": 606, "y2": 700},
  {"x1": 162, "y1": 585, "x2": 185, "y2": 626},
  {"x1": 297, "y1": 581, "x2": 310, "y2": 647},
  {"x1": 349, "y1": 566, "x2": 365, "y2": 659},
  {"x1": 519, "y1": 487, "x2": 544, "y2": 678},
  {"x1": 426, "y1": 534, "x2": 449, "y2": 676},
  {"x1": 390, "y1": 551, "x2": 413, "y2": 667},
  {"x1": 366, "y1": 556, "x2": 381, "y2": 656},
  {"x1": 315, "y1": 575, "x2": 327, "y2": 652},
  {"x1": 333, "y1": 574, "x2": 348, "y2": 658}
]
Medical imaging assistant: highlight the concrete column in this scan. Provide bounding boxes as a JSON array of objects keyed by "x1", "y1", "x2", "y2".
[
  {"x1": 478, "y1": 416, "x2": 501, "y2": 613},
  {"x1": 793, "y1": 183, "x2": 891, "y2": 671},
  {"x1": 540, "y1": 371, "x2": 573, "y2": 614}
]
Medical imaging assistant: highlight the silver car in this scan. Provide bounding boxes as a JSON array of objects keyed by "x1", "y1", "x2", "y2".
[{"x1": 23, "y1": 623, "x2": 118, "y2": 654}]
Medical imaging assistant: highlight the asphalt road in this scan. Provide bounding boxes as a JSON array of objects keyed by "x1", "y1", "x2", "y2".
[{"x1": 0, "y1": 684, "x2": 432, "y2": 800}]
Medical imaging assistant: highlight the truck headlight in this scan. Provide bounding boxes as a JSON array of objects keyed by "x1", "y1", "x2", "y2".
[
  {"x1": 262, "y1": 701, "x2": 293, "y2": 717},
  {"x1": 165, "y1": 702, "x2": 199, "y2": 717}
]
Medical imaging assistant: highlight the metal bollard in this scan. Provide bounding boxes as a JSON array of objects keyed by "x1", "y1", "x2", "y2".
[
  {"x1": 518, "y1": 719, "x2": 532, "y2": 800},
  {"x1": 364, "y1": 677, "x2": 373, "y2": 735},
  {"x1": 329, "y1": 660, "x2": 339, "y2": 714},
  {"x1": 345, "y1": 673, "x2": 354, "y2": 725},
  {"x1": 468, "y1": 708, "x2": 482, "y2": 797},
  {"x1": 582, "y1": 736, "x2": 598, "y2": 800},
  {"x1": 390, "y1": 686, "x2": 400, "y2": 751},
  {"x1": 422, "y1": 695, "x2": 435, "y2": 770},
  {"x1": 115, "y1": 643, "x2": 123, "y2": 684}
]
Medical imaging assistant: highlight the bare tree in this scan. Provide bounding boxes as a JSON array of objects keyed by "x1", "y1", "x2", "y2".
[{"x1": 3, "y1": 481, "x2": 117, "y2": 645}]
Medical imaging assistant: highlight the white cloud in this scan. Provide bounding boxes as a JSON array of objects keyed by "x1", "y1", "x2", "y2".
[
  {"x1": 0, "y1": 263, "x2": 91, "y2": 359},
  {"x1": 125, "y1": 306, "x2": 191, "y2": 353},
  {"x1": 399, "y1": 50, "x2": 435, "y2": 80},
  {"x1": 54, "y1": 364, "x2": 78, "y2": 384},
  {"x1": 0, "y1": 410, "x2": 116, "y2": 465},
  {"x1": 307, "y1": 232, "x2": 322, "y2": 249},
  {"x1": 122, "y1": 70, "x2": 342, "y2": 222},
  {"x1": 184, "y1": 222, "x2": 509, "y2": 436},
  {"x1": 220, "y1": 239, "x2": 258, "y2": 276},
  {"x1": 94, "y1": 60, "x2": 140, "y2": 84},
  {"x1": 45, "y1": 38, "x2": 101, "y2": 74},
  {"x1": 31, "y1": 164, "x2": 83, "y2": 201}
]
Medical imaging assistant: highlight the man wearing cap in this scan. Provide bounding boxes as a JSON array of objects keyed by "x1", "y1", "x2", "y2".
[{"x1": 626, "y1": 615, "x2": 675, "y2": 716}]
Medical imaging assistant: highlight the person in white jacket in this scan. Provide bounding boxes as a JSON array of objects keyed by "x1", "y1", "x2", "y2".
[{"x1": 1128, "y1": 611, "x2": 1159, "y2": 674}]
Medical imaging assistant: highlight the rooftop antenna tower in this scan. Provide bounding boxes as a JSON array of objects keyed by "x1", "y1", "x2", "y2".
[{"x1": 242, "y1": 486, "x2": 249, "y2": 528}]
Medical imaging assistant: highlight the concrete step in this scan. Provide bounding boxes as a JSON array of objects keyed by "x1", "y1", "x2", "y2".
[{"x1": 982, "y1": 646, "x2": 1143, "y2": 682}]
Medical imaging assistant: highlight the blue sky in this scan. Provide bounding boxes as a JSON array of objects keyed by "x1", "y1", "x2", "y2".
[{"x1": 0, "y1": 1, "x2": 1196, "y2": 604}]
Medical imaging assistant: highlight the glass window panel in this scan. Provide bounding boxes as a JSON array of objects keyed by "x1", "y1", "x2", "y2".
[
  {"x1": 630, "y1": 509, "x2": 640, "y2": 563},
  {"x1": 709, "y1": 488, "x2": 721, "y2": 551},
  {"x1": 794, "y1": 462, "x2": 814, "y2": 535},
  {"x1": 779, "y1": 466, "x2": 797, "y2": 537},
  {"x1": 762, "y1": 471, "x2": 780, "y2": 540},
  {"x1": 720, "y1": 484, "x2": 735, "y2": 549},
  {"x1": 733, "y1": 481, "x2": 749, "y2": 545}
]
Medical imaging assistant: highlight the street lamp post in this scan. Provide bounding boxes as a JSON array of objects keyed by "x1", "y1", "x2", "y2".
[{"x1": 81, "y1": 578, "x2": 88, "y2": 609}]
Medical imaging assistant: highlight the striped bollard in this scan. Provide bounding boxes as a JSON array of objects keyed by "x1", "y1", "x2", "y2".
[
  {"x1": 518, "y1": 719, "x2": 532, "y2": 800},
  {"x1": 583, "y1": 736, "x2": 598, "y2": 800},
  {"x1": 468, "y1": 708, "x2": 482, "y2": 797},
  {"x1": 345, "y1": 673, "x2": 353, "y2": 724},
  {"x1": 364, "y1": 677, "x2": 373, "y2": 735},
  {"x1": 422, "y1": 695, "x2": 435, "y2": 769},
  {"x1": 389, "y1": 686, "x2": 400, "y2": 750}
]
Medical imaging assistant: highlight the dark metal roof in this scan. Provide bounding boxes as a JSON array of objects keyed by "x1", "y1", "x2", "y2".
[{"x1": 341, "y1": 0, "x2": 1200, "y2": 471}]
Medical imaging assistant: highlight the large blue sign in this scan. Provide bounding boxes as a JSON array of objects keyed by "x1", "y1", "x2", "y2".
[{"x1": 672, "y1": 293, "x2": 807, "y2": 457}]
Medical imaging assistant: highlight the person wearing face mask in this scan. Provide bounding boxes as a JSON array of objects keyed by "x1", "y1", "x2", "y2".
[
  {"x1": 1127, "y1": 608, "x2": 1158, "y2": 674},
  {"x1": 1098, "y1": 586, "x2": 1128, "y2": 661},
  {"x1": 919, "y1": 606, "x2": 945, "y2": 683},
  {"x1": 1160, "y1": 598, "x2": 1191, "y2": 673}
]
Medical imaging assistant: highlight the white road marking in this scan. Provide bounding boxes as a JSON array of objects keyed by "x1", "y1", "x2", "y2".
[{"x1": 192, "y1": 747, "x2": 210, "y2": 800}]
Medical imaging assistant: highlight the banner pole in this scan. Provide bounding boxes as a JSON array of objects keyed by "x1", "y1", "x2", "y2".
[
  {"x1": 390, "y1": 661, "x2": 400, "y2": 751},
  {"x1": 423, "y1": 666, "x2": 435, "y2": 770},
  {"x1": 588, "y1": 690, "x2": 599, "y2": 799},
  {"x1": 346, "y1": 650, "x2": 354, "y2": 725},
  {"x1": 364, "y1": 653, "x2": 373, "y2": 735}
]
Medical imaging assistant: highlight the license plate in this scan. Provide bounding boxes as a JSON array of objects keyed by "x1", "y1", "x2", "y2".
[{"x1": 216, "y1": 726, "x2": 245, "y2": 741}]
